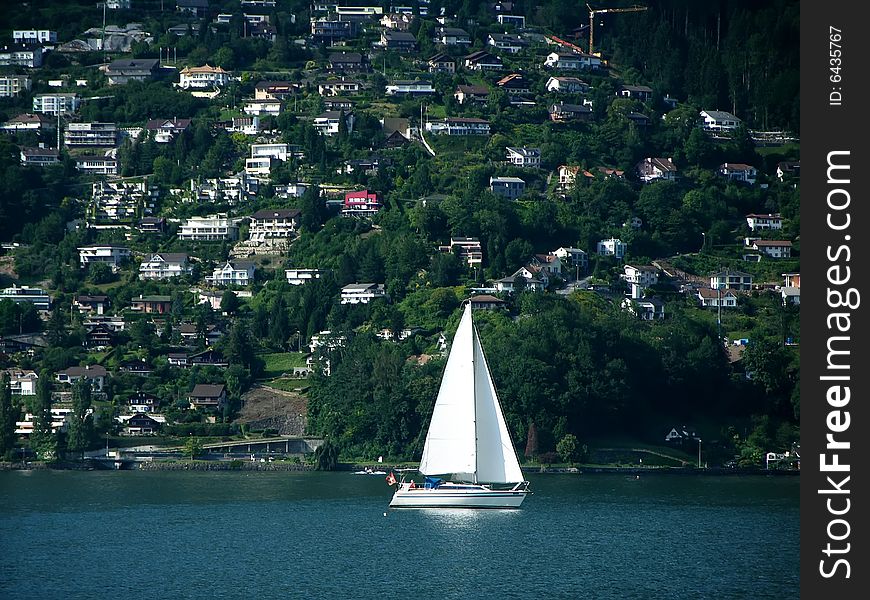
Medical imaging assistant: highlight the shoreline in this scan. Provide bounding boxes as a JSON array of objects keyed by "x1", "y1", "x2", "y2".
[{"x1": 0, "y1": 460, "x2": 799, "y2": 475}]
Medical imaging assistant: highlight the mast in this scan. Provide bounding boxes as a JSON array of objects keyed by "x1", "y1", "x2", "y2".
[{"x1": 470, "y1": 304, "x2": 478, "y2": 484}]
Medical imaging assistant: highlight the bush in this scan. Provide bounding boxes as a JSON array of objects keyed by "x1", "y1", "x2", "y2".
[{"x1": 538, "y1": 451, "x2": 559, "y2": 465}]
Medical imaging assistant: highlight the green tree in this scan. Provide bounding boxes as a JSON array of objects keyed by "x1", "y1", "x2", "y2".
[
  {"x1": 66, "y1": 378, "x2": 94, "y2": 459},
  {"x1": 184, "y1": 436, "x2": 204, "y2": 460},
  {"x1": 314, "y1": 438, "x2": 340, "y2": 470},
  {"x1": 556, "y1": 433, "x2": 579, "y2": 464},
  {"x1": 0, "y1": 373, "x2": 18, "y2": 459},
  {"x1": 220, "y1": 290, "x2": 240, "y2": 315},
  {"x1": 30, "y1": 372, "x2": 57, "y2": 461}
]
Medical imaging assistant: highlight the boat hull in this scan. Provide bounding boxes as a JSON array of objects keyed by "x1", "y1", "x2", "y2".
[{"x1": 389, "y1": 483, "x2": 528, "y2": 509}]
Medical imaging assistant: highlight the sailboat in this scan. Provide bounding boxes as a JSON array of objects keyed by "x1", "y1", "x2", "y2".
[{"x1": 389, "y1": 301, "x2": 530, "y2": 508}]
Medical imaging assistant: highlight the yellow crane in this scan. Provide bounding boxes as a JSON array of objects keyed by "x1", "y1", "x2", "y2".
[{"x1": 586, "y1": 3, "x2": 648, "y2": 55}]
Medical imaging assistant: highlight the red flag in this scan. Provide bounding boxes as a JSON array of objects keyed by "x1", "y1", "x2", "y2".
[{"x1": 385, "y1": 472, "x2": 397, "y2": 486}]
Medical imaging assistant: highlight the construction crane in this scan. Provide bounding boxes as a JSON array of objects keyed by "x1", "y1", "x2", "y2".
[{"x1": 586, "y1": 4, "x2": 648, "y2": 55}]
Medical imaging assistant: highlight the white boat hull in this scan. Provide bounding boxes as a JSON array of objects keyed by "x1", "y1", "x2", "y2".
[{"x1": 389, "y1": 482, "x2": 528, "y2": 509}]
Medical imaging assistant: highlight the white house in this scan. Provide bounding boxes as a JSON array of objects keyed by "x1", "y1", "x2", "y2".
[
  {"x1": 251, "y1": 143, "x2": 292, "y2": 162},
  {"x1": 313, "y1": 111, "x2": 354, "y2": 136},
  {"x1": 719, "y1": 163, "x2": 758, "y2": 184},
  {"x1": 341, "y1": 283, "x2": 387, "y2": 304},
  {"x1": 33, "y1": 93, "x2": 81, "y2": 115},
  {"x1": 489, "y1": 176, "x2": 526, "y2": 200},
  {"x1": 597, "y1": 238, "x2": 627, "y2": 259},
  {"x1": 2, "y1": 368, "x2": 38, "y2": 395},
  {"x1": 0, "y1": 75, "x2": 31, "y2": 97},
  {"x1": 710, "y1": 269, "x2": 753, "y2": 291},
  {"x1": 700, "y1": 110, "x2": 741, "y2": 131},
  {"x1": 243, "y1": 98, "x2": 282, "y2": 116},
  {"x1": 248, "y1": 208, "x2": 301, "y2": 241},
  {"x1": 552, "y1": 247, "x2": 588, "y2": 273},
  {"x1": 434, "y1": 27, "x2": 471, "y2": 46},
  {"x1": 425, "y1": 117, "x2": 490, "y2": 136},
  {"x1": 285, "y1": 268, "x2": 326, "y2": 285},
  {"x1": 505, "y1": 147, "x2": 541, "y2": 168},
  {"x1": 78, "y1": 245, "x2": 131, "y2": 270},
  {"x1": 317, "y1": 78, "x2": 360, "y2": 96},
  {"x1": 752, "y1": 240, "x2": 792, "y2": 258},
  {"x1": 139, "y1": 253, "x2": 191, "y2": 280},
  {"x1": 544, "y1": 51, "x2": 601, "y2": 70},
  {"x1": 13, "y1": 30, "x2": 57, "y2": 44},
  {"x1": 697, "y1": 287, "x2": 738, "y2": 308},
  {"x1": 621, "y1": 297, "x2": 665, "y2": 320},
  {"x1": 385, "y1": 80, "x2": 435, "y2": 95},
  {"x1": 206, "y1": 260, "x2": 256, "y2": 286},
  {"x1": 0, "y1": 285, "x2": 52, "y2": 310},
  {"x1": 746, "y1": 213, "x2": 783, "y2": 231},
  {"x1": 487, "y1": 33, "x2": 526, "y2": 53},
  {"x1": 178, "y1": 64, "x2": 230, "y2": 89},
  {"x1": 454, "y1": 84, "x2": 489, "y2": 105},
  {"x1": 545, "y1": 76, "x2": 589, "y2": 94},
  {"x1": 178, "y1": 214, "x2": 240, "y2": 241},
  {"x1": 622, "y1": 264, "x2": 659, "y2": 299},
  {"x1": 635, "y1": 157, "x2": 677, "y2": 183},
  {"x1": 494, "y1": 273, "x2": 545, "y2": 293},
  {"x1": 438, "y1": 237, "x2": 483, "y2": 267},
  {"x1": 56, "y1": 365, "x2": 108, "y2": 392}
]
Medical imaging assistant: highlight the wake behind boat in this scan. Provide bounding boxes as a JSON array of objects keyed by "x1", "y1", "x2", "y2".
[{"x1": 388, "y1": 301, "x2": 530, "y2": 509}]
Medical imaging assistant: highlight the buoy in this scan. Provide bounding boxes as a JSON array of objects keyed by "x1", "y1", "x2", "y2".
[{"x1": 383, "y1": 512, "x2": 387, "y2": 517}]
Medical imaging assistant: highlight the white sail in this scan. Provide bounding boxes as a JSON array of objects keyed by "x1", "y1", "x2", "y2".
[{"x1": 418, "y1": 303, "x2": 524, "y2": 484}]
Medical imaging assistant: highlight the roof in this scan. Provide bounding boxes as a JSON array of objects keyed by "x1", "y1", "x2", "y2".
[
  {"x1": 721, "y1": 163, "x2": 756, "y2": 171},
  {"x1": 7, "y1": 113, "x2": 52, "y2": 124},
  {"x1": 753, "y1": 240, "x2": 792, "y2": 247},
  {"x1": 180, "y1": 64, "x2": 229, "y2": 74},
  {"x1": 328, "y1": 52, "x2": 363, "y2": 62},
  {"x1": 342, "y1": 283, "x2": 383, "y2": 291},
  {"x1": 456, "y1": 84, "x2": 489, "y2": 95},
  {"x1": 21, "y1": 146, "x2": 59, "y2": 157},
  {"x1": 382, "y1": 117, "x2": 409, "y2": 135},
  {"x1": 620, "y1": 84, "x2": 654, "y2": 92},
  {"x1": 467, "y1": 295, "x2": 505, "y2": 304},
  {"x1": 383, "y1": 31, "x2": 416, "y2": 41},
  {"x1": 506, "y1": 146, "x2": 540, "y2": 157},
  {"x1": 145, "y1": 118, "x2": 191, "y2": 130},
  {"x1": 190, "y1": 384, "x2": 225, "y2": 397},
  {"x1": 132, "y1": 295, "x2": 172, "y2": 302},
  {"x1": 701, "y1": 109, "x2": 740, "y2": 120},
  {"x1": 550, "y1": 103, "x2": 591, "y2": 113},
  {"x1": 60, "y1": 365, "x2": 108, "y2": 378},
  {"x1": 251, "y1": 208, "x2": 301, "y2": 220},
  {"x1": 641, "y1": 157, "x2": 677, "y2": 172},
  {"x1": 698, "y1": 288, "x2": 737, "y2": 299},
  {"x1": 711, "y1": 269, "x2": 752, "y2": 277},
  {"x1": 148, "y1": 252, "x2": 188, "y2": 262},
  {"x1": 106, "y1": 58, "x2": 159, "y2": 71},
  {"x1": 490, "y1": 176, "x2": 526, "y2": 183},
  {"x1": 428, "y1": 52, "x2": 454, "y2": 63}
]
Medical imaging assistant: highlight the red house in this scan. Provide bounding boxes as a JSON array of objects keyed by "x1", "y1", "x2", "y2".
[{"x1": 342, "y1": 190, "x2": 381, "y2": 217}]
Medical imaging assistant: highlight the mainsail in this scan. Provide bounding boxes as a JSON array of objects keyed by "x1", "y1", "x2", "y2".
[{"x1": 418, "y1": 303, "x2": 524, "y2": 484}]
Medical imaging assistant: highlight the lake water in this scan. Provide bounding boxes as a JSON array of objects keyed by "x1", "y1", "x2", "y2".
[{"x1": 0, "y1": 470, "x2": 798, "y2": 599}]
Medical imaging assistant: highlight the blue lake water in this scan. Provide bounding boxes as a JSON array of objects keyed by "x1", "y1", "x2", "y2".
[{"x1": 0, "y1": 470, "x2": 798, "y2": 599}]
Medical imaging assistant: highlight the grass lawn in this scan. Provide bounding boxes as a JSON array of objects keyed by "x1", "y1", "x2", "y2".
[
  {"x1": 263, "y1": 378, "x2": 310, "y2": 393},
  {"x1": 259, "y1": 352, "x2": 309, "y2": 378}
]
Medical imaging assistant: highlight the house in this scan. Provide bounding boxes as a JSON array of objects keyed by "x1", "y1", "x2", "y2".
[
  {"x1": 341, "y1": 283, "x2": 387, "y2": 304},
  {"x1": 544, "y1": 52, "x2": 600, "y2": 70},
  {"x1": 119, "y1": 360, "x2": 153, "y2": 377},
  {"x1": 328, "y1": 51, "x2": 366, "y2": 71},
  {"x1": 599, "y1": 167, "x2": 626, "y2": 180},
  {"x1": 145, "y1": 118, "x2": 191, "y2": 143},
  {"x1": 310, "y1": 18, "x2": 352, "y2": 42},
  {"x1": 343, "y1": 190, "x2": 381, "y2": 217},
  {"x1": 490, "y1": 176, "x2": 526, "y2": 200},
  {"x1": 467, "y1": 295, "x2": 506, "y2": 311},
  {"x1": 783, "y1": 273, "x2": 800, "y2": 288},
  {"x1": 248, "y1": 208, "x2": 301, "y2": 241},
  {"x1": 178, "y1": 214, "x2": 240, "y2": 241},
  {"x1": 556, "y1": 165, "x2": 593, "y2": 191},
  {"x1": 16, "y1": 407, "x2": 76, "y2": 436},
  {"x1": 622, "y1": 264, "x2": 659, "y2": 299},
  {"x1": 496, "y1": 73, "x2": 530, "y2": 95},
  {"x1": 139, "y1": 253, "x2": 191, "y2": 280},
  {"x1": 746, "y1": 213, "x2": 783, "y2": 231},
  {"x1": 78, "y1": 245, "x2": 131, "y2": 270},
  {"x1": 380, "y1": 12, "x2": 415, "y2": 30},
  {"x1": 385, "y1": 80, "x2": 435, "y2": 96},
  {"x1": 0, "y1": 44, "x2": 44, "y2": 68},
  {"x1": 0, "y1": 333, "x2": 49, "y2": 354},
  {"x1": 616, "y1": 84, "x2": 654, "y2": 102},
  {"x1": 719, "y1": 163, "x2": 758, "y2": 184},
  {"x1": 545, "y1": 76, "x2": 589, "y2": 94},
  {"x1": 699, "y1": 110, "x2": 741, "y2": 131},
  {"x1": 64, "y1": 122, "x2": 118, "y2": 148},
  {"x1": 87, "y1": 180, "x2": 158, "y2": 223},
  {"x1": 250, "y1": 143, "x2": 296, "y2": 163},
  {"x1": 710, "y1": 269, "x2": 753, "y2": 291},
  {"x1": 13, "y1": 30, "x2": 57, "y2": 44},
  {"x1": 378, "y1": 30, "x2": 417, "y2": 51},
  {"x1": 285, "y1": 268, "x2": 326, "y2": 285},
  {"x1": 105, "y1": 58, "x2": 160, "y2": 85},
  {"x1": 33, "y1": 93, "x2": 81, "y2": 115},
  {"x1": 552, "y1": 247, "x2": 588, "y2": 274},
  {"x1": 0, "y1": 75, "x2": 32, "y2": 97},
  {"x1": 20, "y1": 146, "x2": 60, "y2": 167},
  {"x1": 425, "y1": 117, "x2": 490, "y2": 136},
  {"x1": 131, "y1": 294, "x2": 172, "y2": 313},
  {"x1": 340, "y1": 156, "x2": 392, "y2": 175},
  {"x1": 627, "y1": 112, "x2": 651, "y2": 128},
  {"x1": 0, "y1": 285, "x2": 52, "y2": 310},
  {"x1": 318, "y1": 78, "x2": 360, "y2": 97},
  {"x1": 2, "y1": 369, "x2": 38, "y2": 395},
  {"x1": 494, "y1": 273, "x2": 545, "y2": 293},
  {"x1": 435, "y1": 27, "x2": 471, "y2": 46},
  {"x1": 137, "y1": 217, "x2": 166, "y2": 234},
  {"x1": 74, "y1": 155, "x2": 118, "y2": 176},
  {"x1": 621, "y1": 297, "x2": 665, "y2": 320},
  {"x1": 322, "y1": 98, "x2": 354, "y2": 112},
  {"x1": 179, "y1": 64, "x2": 229, "y2": 89},
  {"x1": 635, "y1": 157, "x2": 677, "y2": 183},
  {"x1": 381, "y1": 118, "x2": 411, "y2": 147},
  {"x1": 206, "y1": 260, "x2": 256, "y2": 286},
  {"x1": 454, "y1": 84, "x2": 489, "y2": 105},
  {"x1": 530, "y1": 254, "x2": 563, "y2": 277},
  {"x1": 752, "y1": 240, "x2": 792, "y2": 258},
  {"x1": 496, "y1": 14, "x2": 525, "y2": 28},
  {"x1": 56, "y1": 365, "x2": 108, "y2": 391},
  {"x1": 85, "y1": 324, "x2": 115, "y2": 349},
  {"x1": 117, "y1": 413, "x2": 165, "y2": 436},
  {"x1": 776, "y1": 161, "x2": 800, "y2": 181},
  {"x1": 313, "y1": 110, "x2": 354, "y2": 136},
  {"x1": 781, "y1": 286, "x2": 800, "y2": 306},
  {"x1": 697, "y1": 287, "x2": 738, "y2": 308},
  {"x1": 176, "y1": 0, "x2": 209, "y2": 16},
  {"x1": 664, "y1": 426, "x2": 700, "y2": 444},
  {"x1": 167, "y1": 353, "x2": 189, "y2": 367},
  {"x1": 428, "y1": 53, "x2": 456, "y2": 73},
  {"x1": 189, "y1": 348, "x2": 229, "y2": 367},
  {"x1": 254, "y1": 80, "x2": 300, "y2": 100},
  {"x1": 1, "y1": 113, "x2": 54, "y2": 132},
  {"x1": 487, "y1": 33, "x2": 526, "y2": 53},
  {"x1": 72, "y1": 295, "x2": 110, "y2": 316},
  {"x1": 438, "y1": 237, "x2": 483, "y2": 267},
  {"x1": 463, "y1": 50, "x2": 503, "y2": 71},
  {"x1": 549, "y1": 102, "x2": 592, "y2": 123},
  {"x1": 597, "y1": 238, "x2": 627, "y2": 259},
  {"x1": 505, "y1": 147, "x2": 541, "y2": 168},
  {"x1": 188, "y1": 384, "x2": 227, "y2": 410}
]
